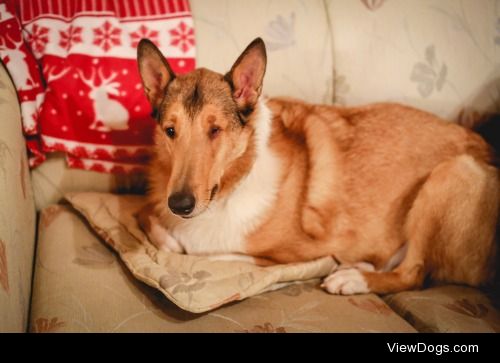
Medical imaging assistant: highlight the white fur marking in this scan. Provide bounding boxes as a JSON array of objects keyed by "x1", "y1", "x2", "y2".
[
  {"x1": 322, "y1": 268, "x2": 370, "y2": 295},
  {"x1": 167, "y1": 101, "x2": 281, "y2": 255},
  {"x1": 149, "y1": 219, "x2": 185, "y2": 253}
]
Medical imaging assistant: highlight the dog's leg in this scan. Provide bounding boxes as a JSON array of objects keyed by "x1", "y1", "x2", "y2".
[
  {"x1": 270, "y1": 100, "x2": 342, "y2": 239},
  {"x1": 323, "y1": 154, "x2": 499, "y2": 295},
  {"x1": 300, "y1": 114, "x2": 342, "y2": 239},
  {"x1": 137, "y1": 204, "x2": 185, "y2": 253}
]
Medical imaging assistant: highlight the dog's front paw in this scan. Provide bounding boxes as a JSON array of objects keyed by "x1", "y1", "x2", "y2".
[
  {"x1": 161, "y1": 232, "x2": 185, "y2": 253},
  {"x1": 138, "y1": 206, "x2": 185, "y2": 254},
  {"x1": 321, "y1": 268, "x2": 370, "y2": 295}
]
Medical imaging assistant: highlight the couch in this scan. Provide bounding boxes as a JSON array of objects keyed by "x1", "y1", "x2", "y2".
[{"x1": 1, "y1": 0, "x2": 500, "y2": 333}]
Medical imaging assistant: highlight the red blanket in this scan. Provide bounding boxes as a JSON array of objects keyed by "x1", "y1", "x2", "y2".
[{"x1": 0, "y1": 0, "x2": 195, "y2": 174}]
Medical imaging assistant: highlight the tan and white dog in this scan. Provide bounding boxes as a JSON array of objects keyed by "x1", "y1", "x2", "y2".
[{"x1": 136, "y1": 37, "x2": 499, "y2": 295}]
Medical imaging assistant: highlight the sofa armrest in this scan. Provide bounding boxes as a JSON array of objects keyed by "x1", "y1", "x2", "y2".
[{"x1": 0, "y1": 61, "x2": 37, "y2": 332}]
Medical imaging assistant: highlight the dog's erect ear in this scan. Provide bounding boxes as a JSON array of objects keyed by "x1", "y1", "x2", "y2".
[
  {"x1": 225, "y1": 38, "x2": 267, "y2": 115},
  {"x1": 137, "y1": 39, "x2": 175, "y2": 113}
]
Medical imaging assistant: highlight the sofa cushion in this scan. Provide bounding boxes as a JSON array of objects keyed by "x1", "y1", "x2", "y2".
[
  {"x1": 0, "y1": 62, "x2": 37, "y2": 332},
  {"x1": 31, "y1": 153, "x2": 146, "y2": 210},
  {"x1": 29, "y1": 204, "x2": 415, "y2": 332},
  {"x1": 384, "y1": 286, "x2": 500, "y2": 333}
]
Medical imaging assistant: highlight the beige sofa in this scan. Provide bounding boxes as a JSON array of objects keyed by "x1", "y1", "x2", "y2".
[{"x1": 1, "y1": 0, "x2": 500, "y2": 332}]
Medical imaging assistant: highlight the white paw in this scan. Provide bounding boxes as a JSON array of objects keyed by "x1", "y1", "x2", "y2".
[
  {"x1": 163, "y1": 233, "x2": 185, "y2": 254},
  {"x1": 321, "y1": 268, "x2": 370, "y2": 295},
  {"x1": 148, "y1": 222, "x2": 185, "y2": 253}
]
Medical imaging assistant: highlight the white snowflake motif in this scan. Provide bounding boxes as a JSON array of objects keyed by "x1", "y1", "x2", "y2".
[
  {"x1": 130, "y1": 25, "x2": 159, "y2": 48},
  {"x1": 59, "y1": 25, "x2": 83, "y2": 52},
  {"x1": 93, "y1": 21, "x2": 121, "y2": 52},
  {"x1": 169, "y1": 21, "x2": 194, "y2": 53},
  {"x1": 26, "y1": 24, "x2": 49, "y2": 56}
]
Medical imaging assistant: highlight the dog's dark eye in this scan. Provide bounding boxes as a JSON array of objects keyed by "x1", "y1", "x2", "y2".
[
  {"x1": 209, "y1": 126, "x2": 221, "y2": 139},
  {"x1": 165, "y1": 127, "x2": 176, "y2": 139}
]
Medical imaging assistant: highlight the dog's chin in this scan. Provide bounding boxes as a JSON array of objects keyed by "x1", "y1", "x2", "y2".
[{"x1": 176, "y1": 205, "x2": 210, "y2": 220}]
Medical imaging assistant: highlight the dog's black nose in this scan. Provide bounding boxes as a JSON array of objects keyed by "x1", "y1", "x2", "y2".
[{"x1": 168, "y1": 192, "x2": 196, "y2": 216}]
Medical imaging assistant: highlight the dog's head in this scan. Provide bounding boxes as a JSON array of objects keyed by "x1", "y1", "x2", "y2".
[{"x1": 138, "y1": 38, "x2": 267, "y2": 218}]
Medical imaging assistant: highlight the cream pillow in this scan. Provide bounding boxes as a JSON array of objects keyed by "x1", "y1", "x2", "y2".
[{"x1": 66, "y1": 192, "x2": 335, "y2": 313}]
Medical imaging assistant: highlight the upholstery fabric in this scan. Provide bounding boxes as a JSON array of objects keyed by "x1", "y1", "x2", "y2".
[
  {"x1": 0, "y1": 62, "x2": 37, "y2": 332},
  {"x1": 31, "y1": 153, "x2": 146, "y2": 210},
  {"x1": 191, "y1": 0, "x2": 334, "y2": 104},
  {"x1": 327, "y1": 0, "x2": 500, "y2": 121},
  {"x1": 385, "y1": 285, "x2": 500, "y2": 333}
]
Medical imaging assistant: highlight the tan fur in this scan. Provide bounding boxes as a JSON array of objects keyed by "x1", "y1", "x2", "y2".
[{"x1": 137, "y1": 39, "x2": 499, "y2": 295}]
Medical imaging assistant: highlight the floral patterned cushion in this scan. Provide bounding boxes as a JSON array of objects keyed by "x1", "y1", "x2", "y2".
[
  {"x1": 384, "y1": 286, "x2": 500, "y2": 332},
  {"x1": 29, "y1": 204, "x2": 416, "y2": 332}
]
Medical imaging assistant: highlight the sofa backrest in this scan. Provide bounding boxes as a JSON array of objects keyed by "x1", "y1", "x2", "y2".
[
  {"x1": 0, "y1": 62, "x2": 37, "y2": 332},
  {"x1": 29, "y1": 0, "x2": 500, "y2": 212}
]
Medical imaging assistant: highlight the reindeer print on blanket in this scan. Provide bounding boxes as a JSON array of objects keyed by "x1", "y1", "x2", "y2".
[{"x1": 77, "y1": 67, "x2": 130, "y2": 132}]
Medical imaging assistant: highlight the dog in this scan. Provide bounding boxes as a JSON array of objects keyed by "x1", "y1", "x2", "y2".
[{"x1": 136, "y1": 37, "x2": 499, "y2": 295}]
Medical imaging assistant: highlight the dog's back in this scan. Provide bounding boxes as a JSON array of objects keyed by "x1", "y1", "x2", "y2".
[
  {"x1": 266, "y1": 99, "x2": 498, "y2": 294},
  {"x1": 269, "y1": 99, "x2": 493, "y2": 242}
]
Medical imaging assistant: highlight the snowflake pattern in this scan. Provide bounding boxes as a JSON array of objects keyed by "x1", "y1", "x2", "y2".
[
  {"x1": 26, "y1": 24, "x2": 49, "y2": 56},
  {"x1": 169, "y1": 21, "x2": 195, "y2": 53},
  {"x1": 59, "y1": 25, "x2": 83, "y2": 52},
  {"x1": 130, "y1": 25, "x2": 159, "y2": 48},
  {"x1": 93, "y1": 21, "x2": 121, "y2": 52}
]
